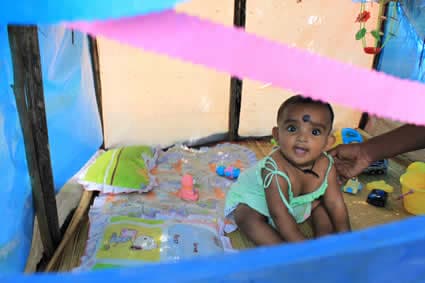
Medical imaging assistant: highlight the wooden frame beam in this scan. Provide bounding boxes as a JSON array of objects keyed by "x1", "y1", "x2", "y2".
[
  {"x1": 228, "y1": 0, "x2": 247, "y2": 141},
  {"x1": 8, "y1": 25, "x2": 61, "y2": 258},
  {"x1": 88, "y1": 36, "x2": 105, "y2": 149}
]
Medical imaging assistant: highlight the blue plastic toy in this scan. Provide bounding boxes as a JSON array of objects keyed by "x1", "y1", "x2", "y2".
[
  {"x1": 341, "y1": 128, "x2": 363, "y2": 144},
  {"x1": 216, "y1": 165, "x2": 240, "y2": 180}
]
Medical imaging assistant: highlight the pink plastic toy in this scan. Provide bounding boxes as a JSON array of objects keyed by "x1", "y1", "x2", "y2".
[{"x1": 177, "y1": 174, "x2": 199, "y2": 201}]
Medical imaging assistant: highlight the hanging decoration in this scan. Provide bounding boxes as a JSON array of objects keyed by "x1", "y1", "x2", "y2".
[{"x1": 355, "y1": 0, "x2": 399, "y2": 55}]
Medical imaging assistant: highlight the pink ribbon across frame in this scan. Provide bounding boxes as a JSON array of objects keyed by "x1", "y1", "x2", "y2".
[{"x1": 69, "y1": 10, "x2": 425, "y2": 126}]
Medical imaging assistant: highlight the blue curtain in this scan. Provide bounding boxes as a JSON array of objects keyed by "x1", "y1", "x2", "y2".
[{"x1": 377, "y1": 1, "x2": 425, "y2": 83}]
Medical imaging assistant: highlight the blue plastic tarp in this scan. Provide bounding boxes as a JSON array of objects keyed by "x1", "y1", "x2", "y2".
[
  {"x1": 377, "y1": 2, "x2": 425, "y2": 82},
  {"x1": 402, "y1": 0, "x2": 425, "y2": 39},
  {"x1": 1, "y1": 0, "x2": 188, "y2": 24},
  {"x1": 38, "y1": 25, "x2": 103, "y2": 192},
  {"x1": 0, "y1": 26, "x2": 33, "y2": 274},
  {"x1": 3, "y1": 216, "x2": 425, "y2": 283},
  {"x1": 0, "y1": 25, "x2": 103, "y2": 273}
]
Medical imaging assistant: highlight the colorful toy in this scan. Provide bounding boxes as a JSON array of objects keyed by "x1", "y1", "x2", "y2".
[
  {"x1": 216, "y1": 165, "x2": 240, "y2": 180},
  {"x1": 341, "y1": 128, "x2": 363, "y2": 144},
  {"x1": 342, "y1": 177, "x2": 363, "y2": 194},
  {"x1": 367, "y1": 189, "x2": 388, "y2": 207},
  {"x1": 332, "y1": 127, "x2": 363, "y2": 148},
  {"x1": 365, "y1": 180, "x2": 394, "y2": 207},
  {"x1": 362, "y1": 159, "x2": 388, "y2": 175},
  {"x1": 177, "y1": 174, "x2": 199, "y2": 201},
  {"x1": 365, "y1": 180, "x2": 394, "y2": 193}
]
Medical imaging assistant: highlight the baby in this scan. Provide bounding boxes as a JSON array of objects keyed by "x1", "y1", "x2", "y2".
[{"x1": 224, "y1": 95, "x2": 351, "y2": 245}]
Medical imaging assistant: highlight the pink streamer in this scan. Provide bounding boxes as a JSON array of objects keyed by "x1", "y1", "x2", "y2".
[{"x1": 69, "y1": 10, "x2": 425, "y2": 125}]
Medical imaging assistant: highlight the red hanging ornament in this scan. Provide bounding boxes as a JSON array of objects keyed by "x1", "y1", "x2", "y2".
[
  {"x1": 363, "y1": 47, "x2": 381, "y2": 54},
  {"x1": 356, "y1": 10, "x2": 371, "y2": 23}
]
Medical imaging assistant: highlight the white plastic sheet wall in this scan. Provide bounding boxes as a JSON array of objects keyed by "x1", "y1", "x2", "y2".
[
  {"x1": 239, "y1": 0, "x2": 378, "y2": 137},
  {"x1": 97, "y1": 0, "x2": 378, "y2": 147},
  {"x1": 97, "y1": 0, "x2": 233, "y2": 148}
]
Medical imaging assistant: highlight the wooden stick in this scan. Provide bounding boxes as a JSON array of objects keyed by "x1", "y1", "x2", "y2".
[
  {"x1": 228, "y1": 0, "x2": 247, "y2": 141},
  {"x1": 45, "y1": 190, "x2": 93, "y2": 272},
  {"x1": 88, "y1": 36, "x2": 105, "y2": 149},
  {"x1": 8, "y1": 25, "x2": 60, "y2": 258}
]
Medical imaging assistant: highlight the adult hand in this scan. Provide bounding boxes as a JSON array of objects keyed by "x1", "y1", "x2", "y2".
[{"x1": 328, "y1": 143, "x2": 372, "y2": 185}]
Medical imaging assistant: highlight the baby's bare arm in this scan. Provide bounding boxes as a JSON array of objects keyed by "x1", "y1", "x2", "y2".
[
  {"x1": 322, "y1": 165, "x2": 351, "y2": 232},
  {"x1": 263, "y1": 169, "x2": 306, "y2": 242}
]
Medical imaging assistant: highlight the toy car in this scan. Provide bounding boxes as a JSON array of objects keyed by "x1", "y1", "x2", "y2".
[
  {"x1": 342, "y1": 177, "x2": 363, "y2": 194},
  {"x1": 363, "y1": 159, "x2": 388, "y2": 175},
  {"x1": 366, "y1": 189, "x2": 388, "y2": 207},
  {"x1": 365, "y1": 180, "x2": 393, "y2": 207}
]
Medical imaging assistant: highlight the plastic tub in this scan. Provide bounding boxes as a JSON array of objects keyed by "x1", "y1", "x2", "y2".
[{"x1": 399, "y1": 172, "x2": 425, "y2": 215}]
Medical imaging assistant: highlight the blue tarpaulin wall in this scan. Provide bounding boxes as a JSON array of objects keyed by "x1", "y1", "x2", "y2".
[
  {"x1": 0, "y1": 25, "x2": 102, "y2": 273},
  {"x1": 0, "y1": 25, "x2": 33, "y2": 275},
  {"x1": 377, "y1": 1, "x2": 425, "y2": 82},
  {"x1": 3, "y1": 215, "x2": 425, "y2": 283}
]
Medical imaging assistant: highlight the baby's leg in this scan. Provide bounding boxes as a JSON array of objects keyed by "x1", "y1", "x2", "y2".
[
  {"x1": 233, "y1": 204, "x2": 283, "y2": 246},
  {"x1": 310, "y1": 200, "x2": 335, "y2": 238}
]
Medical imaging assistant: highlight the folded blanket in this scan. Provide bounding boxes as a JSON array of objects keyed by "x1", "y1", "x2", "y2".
[{"x1": 78, "y1": 145, "x2": 159, "y2": 194}]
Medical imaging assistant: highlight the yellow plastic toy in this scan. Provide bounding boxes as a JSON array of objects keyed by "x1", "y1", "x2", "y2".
[
  {"x1": 365, "y1": 180, "x2": 394, "y2": 193},
  {"x1": 332, "y1": 130, "x2": 343, "y2": 148}
]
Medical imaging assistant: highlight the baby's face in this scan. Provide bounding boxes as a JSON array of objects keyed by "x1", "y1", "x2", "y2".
[{"x1": 274, "y1": 103, "x2": 333, "y2": 168}]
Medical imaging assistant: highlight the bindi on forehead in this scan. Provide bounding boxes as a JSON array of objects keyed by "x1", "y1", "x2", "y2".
[
  {"x1": 302, "y1": 114, "x2": 311, "y2": 122},
  {"x1": 281, "y1": 104, "x2": 330, "y2": 127}
]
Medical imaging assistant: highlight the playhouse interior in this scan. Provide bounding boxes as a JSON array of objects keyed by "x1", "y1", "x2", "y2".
[{"x1": 1, "y1": 0, "x2": 424, "y2": 278}]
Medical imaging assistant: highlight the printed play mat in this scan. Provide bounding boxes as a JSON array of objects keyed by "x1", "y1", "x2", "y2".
[
  {"x1": 77, "y1": 215, "x2": 233, "y2": 271},
  {"x1": 90, "y1": 143, "x2": 257, "y2": 221},
  {"x1": 76, "y1": 143, "x2": 258, "y2": 270}
]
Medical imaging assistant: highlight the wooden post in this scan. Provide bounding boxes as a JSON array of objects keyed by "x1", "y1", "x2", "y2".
[
  {"x1": 88, "y1": 36, "x2": 105, "y2": 149},
  {"x1": 228, "y1": 0, "x2": 247, "y2": 141},
  {"x1": 8, "y1": 25, "x2": 61, "y2": 258}
]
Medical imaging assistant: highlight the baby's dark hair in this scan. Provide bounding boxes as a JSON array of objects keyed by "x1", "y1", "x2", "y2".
[{"x1": 277, "y1": 95, "x2": 334, "y2": 127}]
